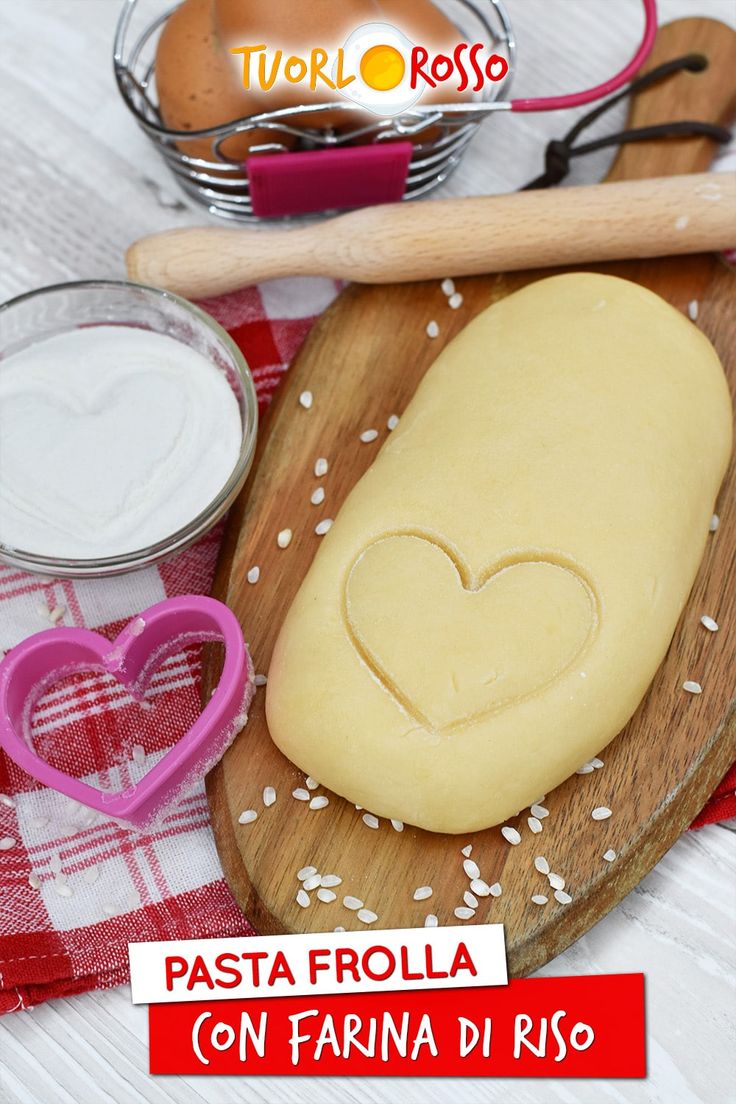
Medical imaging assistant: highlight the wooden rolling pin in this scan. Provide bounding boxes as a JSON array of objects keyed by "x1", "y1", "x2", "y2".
[{"x1": 126, "y1": 172, "x2": 735, "y2": 298}]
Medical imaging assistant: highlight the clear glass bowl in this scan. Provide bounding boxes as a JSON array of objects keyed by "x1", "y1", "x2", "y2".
[{"x1": 0, "y1": 280, "x2": 258, "y2": 578}]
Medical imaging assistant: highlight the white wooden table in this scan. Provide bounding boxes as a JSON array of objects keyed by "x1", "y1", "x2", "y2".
[{"x1": 0, "y1": 2, "x2": 734, "y2": 1102}]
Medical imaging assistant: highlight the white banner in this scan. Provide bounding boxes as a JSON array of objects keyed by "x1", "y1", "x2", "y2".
[{"x1": 129, "y1": 924, "x2": 507, "y2": 1005}]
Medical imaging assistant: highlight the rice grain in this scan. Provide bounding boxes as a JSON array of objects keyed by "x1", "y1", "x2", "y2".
[{"x1": 463, "y1": 858, "x2": 480, "y2": 880}]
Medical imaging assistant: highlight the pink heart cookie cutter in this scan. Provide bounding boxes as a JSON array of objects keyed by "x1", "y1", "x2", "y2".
[{"x1": 0, "y1": 595, "x2": 253, "y2": 829}]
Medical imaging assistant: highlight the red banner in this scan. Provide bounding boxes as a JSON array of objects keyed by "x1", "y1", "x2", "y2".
[{"x1": 149, "y1": 973, "x2": 645, "y2": 1077}]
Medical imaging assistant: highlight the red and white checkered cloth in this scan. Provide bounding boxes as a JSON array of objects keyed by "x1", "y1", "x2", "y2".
[
  {"x1": 0, "y1": 277, "x2": 340, "y2": 1014},
  {"x1": 0, "y1": 266, "x2": 733, "y2": 1017}
]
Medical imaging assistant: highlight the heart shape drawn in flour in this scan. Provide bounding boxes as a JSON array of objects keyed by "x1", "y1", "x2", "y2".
[
  {"x1": 0, "y1": 373, "x2": 187, "y2": 539},
  {"x1": 345, "y1": 534, "x2": 598, "y2": 732}
]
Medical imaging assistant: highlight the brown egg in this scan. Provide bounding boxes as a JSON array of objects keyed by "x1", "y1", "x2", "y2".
[
  {"x1": 213, "y1": 0, "x2": 383, "y2": 134},
  {"x1": 156, "y1": 0, "x2": 290, "y2": 163},
  {"x1": 377, "y1": 0, "x2": 481, "y2": 106},
  {"x1": 370, "y1": 0, "x2": 480, "y2": 148}
]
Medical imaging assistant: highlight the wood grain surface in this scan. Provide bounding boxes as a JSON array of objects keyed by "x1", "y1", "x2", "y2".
[{"x1": 204, "y1": 17, "x2": 736, "y2": 976}]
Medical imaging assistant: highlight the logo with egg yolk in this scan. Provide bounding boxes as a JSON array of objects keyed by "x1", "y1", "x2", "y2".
[
  {"x1": 336, "y1": 23, "x2": 421, "y2": 116},
  {"x1": 230, "y1": 21, "x2": 510, "y2": 118}
]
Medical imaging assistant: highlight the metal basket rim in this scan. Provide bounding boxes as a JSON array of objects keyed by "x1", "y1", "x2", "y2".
[{"x1": 113, "y1": 0, "x2": 517, "y2": 146}]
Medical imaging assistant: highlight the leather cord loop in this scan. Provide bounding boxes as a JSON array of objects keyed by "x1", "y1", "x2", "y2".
[{"x1": 522, "y1": 54, "x2": 732, "y2": 190}]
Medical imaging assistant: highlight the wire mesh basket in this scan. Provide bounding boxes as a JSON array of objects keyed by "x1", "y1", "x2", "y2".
[{"x1": 114, "y1": 0, "x2": 516, "y2": 221}]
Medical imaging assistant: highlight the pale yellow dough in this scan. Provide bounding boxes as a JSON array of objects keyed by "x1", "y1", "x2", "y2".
[{"x1": 266, "y1": 274, "x2": 731, "y2": 833}]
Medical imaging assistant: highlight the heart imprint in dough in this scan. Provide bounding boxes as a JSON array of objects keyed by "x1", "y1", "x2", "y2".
[{"x1": 345, "y1": 534, "x2": 598, "y2": 732}]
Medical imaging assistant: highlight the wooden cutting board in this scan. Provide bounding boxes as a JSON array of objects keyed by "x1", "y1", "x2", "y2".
[{"x1": 204, "y1": 18, "x2": 736, "y2": 976}]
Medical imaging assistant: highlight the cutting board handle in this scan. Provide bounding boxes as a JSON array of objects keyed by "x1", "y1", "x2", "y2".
[{"x1": 606, "y1": 17, "x2": 736, "y2": 181}]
